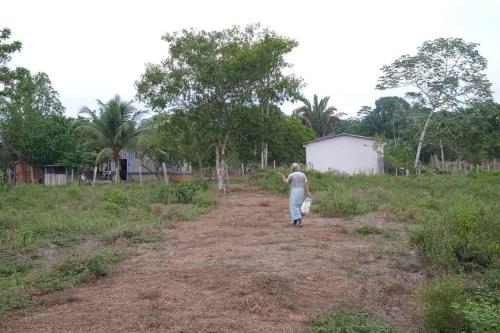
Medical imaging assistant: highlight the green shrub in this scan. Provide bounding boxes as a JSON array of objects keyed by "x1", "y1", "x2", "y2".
[
  {"x1": 316, "y1": 188, "x2": 367, "y2": 217},
  {"x1": 156, "y1": 184, "x2": 178, "y2": 204},
  {"x1": 452, "y1": 297, "x2": 500, "y2": 332},
  {"x1": 410, "y1": 197, "x2": 497, "y2": 272},
  {"x1": 175, "y1": 181, "x2": 202, "y2": 204},
  {"x1": 0, "y1": 289, "x2": 26, "y2": 312},
  {"x1": 107, "y1": 188, "x2": 128, "y2": 206},
  {"x1": 482, "y1": 268, "x2": 500, "y2": 290},
  {"x1": 485, "y1": 169, "x2": 500, "y2": 176},
  {"x1": 156, "y1": 180, "x2": 209, "y2": 204},
  {"x1": 54, "y1": 248, "x2": 118, "y2": 280},
  {"x1": 309, "y1": 307, "x2": 402, "y2": 332},
  {"x1": 250, "y1": 168, "x2": 288, "y2": 193},
  {"x1": 65, "y1": 184, "x2": 81, "y2": 200},
  {"x1": 419, "y1": 277, "x2": 468, "y2": 332},
  {"x1": 0, "y1": 259, "x2": 32, "y2": 276},
  {"x1": 354, "y1": 225, "x2": 383, "y2": 236},
  {"x1": 450, "y1": 269, "x2": 500, "y2": 332},
  {"x1": 192, "y1": 191, "x2": 216, "y2": 207}
]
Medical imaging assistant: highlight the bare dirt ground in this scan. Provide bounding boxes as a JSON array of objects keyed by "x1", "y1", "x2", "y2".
[{"x1": 1, "y1": 185, "x2": 427, "y2": 333}]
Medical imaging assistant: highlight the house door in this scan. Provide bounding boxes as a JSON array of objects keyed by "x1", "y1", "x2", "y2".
[{"x1": 120, "y1": 159, "x2": 127, "y2": 181}]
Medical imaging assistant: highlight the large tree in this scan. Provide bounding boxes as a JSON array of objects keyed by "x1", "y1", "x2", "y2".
[
  {"x1": 376, "y1": 38, "x2": 492, "y2": 171},
  {"x1": 78, "y1": 95, "x2": 145, "y2": 183},
  {"x1": 136, "y1": 25, "x2": 300, "y2": 192},
  {"x1": 293, "y1": 94, "x2": 344, "y2": 137},
  {"x1": 252, "y1": 29, "x2": 302, "y2": 168},
  {"x1": 0, "y1": 67, "x2": 67, "y2": 165}
]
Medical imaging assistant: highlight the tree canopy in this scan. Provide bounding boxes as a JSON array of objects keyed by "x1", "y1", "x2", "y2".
[{"x1": 293, "y1": 95, "x2": 344, "y2": 138}]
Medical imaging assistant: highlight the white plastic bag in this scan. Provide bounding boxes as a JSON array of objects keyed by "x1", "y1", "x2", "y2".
[{"x1": 300, "y1": 197, "x2": 312, "y2": 215}]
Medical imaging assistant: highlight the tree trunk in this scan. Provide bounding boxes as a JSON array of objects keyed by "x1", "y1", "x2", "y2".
[
  {"x1": 439, "y1": 139, "x2": 445, "y2": 170},
  {"x1": 162, "y1": 162, "x2": 169, "y2": 184},
  {"x1": 264, "y1": 143, "x2": 268, "y2": 167},
  {"x1": 260, "y1": 103, "x2": 270, "y2": 169},
  {"x1": 114, "y1": 157, "x2": 120, "y2": 184},
  {"x1": 414, "y1": 109, "x2": 434, "y2": 173},
  {"x1": 260, "y1": 142, "x2": 265, "y2": 169},
  {"x1": 7, "y1": 168, "x2": 12, "y2": 185},
  {"x1": 197, "y1": 154, "x2": 203, "y2": 171},
  {"x1": 215, "y1": 143, "x2": 226, "y2": 193}
]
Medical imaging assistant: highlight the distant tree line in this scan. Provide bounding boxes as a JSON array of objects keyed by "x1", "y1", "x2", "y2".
[
  {"x1": 336, "y1": 97, "x2": 499, "y2": 169},
  {"x1": 1, "y1": 26, "x2": 498, "y2": 187}
]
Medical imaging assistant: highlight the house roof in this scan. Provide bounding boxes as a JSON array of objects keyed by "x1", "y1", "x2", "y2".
[{"x1": 303, "y1": 133, "x2": 377, "y2": 146}]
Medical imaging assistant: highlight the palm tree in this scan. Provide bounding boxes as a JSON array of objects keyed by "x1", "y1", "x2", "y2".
[
  {"x1": 78, "y1": 95, "x2": 146, "y2": 182},
  {"x1": 293, "y1": 95, "x2": 344, "y2": 137}
]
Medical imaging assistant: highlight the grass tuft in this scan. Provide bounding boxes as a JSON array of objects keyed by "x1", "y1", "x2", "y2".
[
  {"x1": 309, "y1": 307, "x2": 402, "y2": 333},
  {"x1": 354, "y1": 225, "x2": 384, "y2": 236}
]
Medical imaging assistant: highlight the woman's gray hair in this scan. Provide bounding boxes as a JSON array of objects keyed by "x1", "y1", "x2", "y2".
[{"x1": 291, "y1": 163, "x2": 300, "y2": 172}]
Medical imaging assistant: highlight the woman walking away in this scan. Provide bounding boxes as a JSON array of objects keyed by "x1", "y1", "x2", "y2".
[{"x1": 277, "y1": 163, "x2": 311, "y2": 227}]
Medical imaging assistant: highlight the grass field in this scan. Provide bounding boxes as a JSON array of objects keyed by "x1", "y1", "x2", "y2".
[
  {"x1": 1, "y1": 171, "x2": 499, "y2": 332},
  {"x1": 0, "y1": 180, "x2": 215, "y2": 313},
  {"x1": 253, "y1": 169, "x2": 500, "y2": 332}
]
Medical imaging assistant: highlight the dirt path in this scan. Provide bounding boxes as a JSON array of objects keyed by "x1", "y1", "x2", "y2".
[{"x1": 1, "y1": 185, "x2": 426, "y2": 333}]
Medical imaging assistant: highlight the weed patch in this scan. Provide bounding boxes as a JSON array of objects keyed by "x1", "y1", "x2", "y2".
[
  {"x1": 354, "y1": 225, "x2": 383, "y2": 236},
  {"x1": 0, "y1": 180, "x2": 214, "y2": 313},
  {"x1": 309, "y1": 307, "x2": 402, "y2": 332}
]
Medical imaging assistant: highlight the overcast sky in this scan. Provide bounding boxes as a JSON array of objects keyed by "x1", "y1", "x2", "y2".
[{"x1": 2, "y1": 0, "x2": 499, "y2": 118}]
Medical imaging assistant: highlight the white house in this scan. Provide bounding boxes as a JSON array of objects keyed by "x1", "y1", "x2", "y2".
[{"x1": 304, "y1": 134, "x2": 385, "y2": 174}]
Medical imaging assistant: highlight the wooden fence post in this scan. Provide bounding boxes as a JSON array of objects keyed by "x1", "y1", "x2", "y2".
[
  {"x1": 29, "y1": 165, "x2": 34, "y2": 184},
  {"x1": 92, "y1": 166, "x2": 97, "y2": 187},
  {"x1": 139, "y1": 160, "x2": 143, "y2": 185}
]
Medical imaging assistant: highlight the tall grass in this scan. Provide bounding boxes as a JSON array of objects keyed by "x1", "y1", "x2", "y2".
[
  {"x1": 252, "y1": 169, "x2": 500, "y2": 331},
  {"x1": 0, "y1": 180, "x2": 215, "y2": 313}
]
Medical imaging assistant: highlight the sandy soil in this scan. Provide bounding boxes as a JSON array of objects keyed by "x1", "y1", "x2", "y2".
[{"x1": 1, "y1": 185, "x2": 427, "y2": 333}]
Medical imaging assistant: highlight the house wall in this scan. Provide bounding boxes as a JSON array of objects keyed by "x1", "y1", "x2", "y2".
[
  {"x1": 100, "y1": 151, "x2": 159, "y2": 175},
  {"x1": 14, "y1": 161, "x2": 40, "y2": 184},
  {"x1": 305, "y1": 136, "x2": 384, "y2": 174},
  {"x1": 100, "y1": 150, "x2": 192, "y2": 180},
  {"x1": 44, "y1": 173, "x2": 67, "y2": 186}
]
